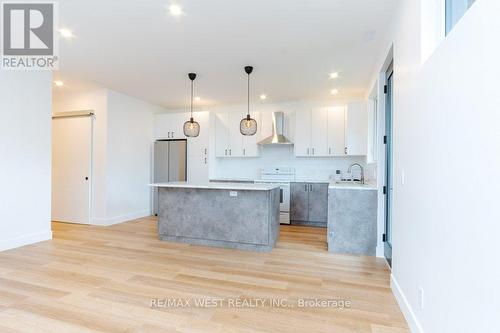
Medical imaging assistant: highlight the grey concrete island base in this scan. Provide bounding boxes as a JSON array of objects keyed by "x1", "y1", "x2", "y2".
[
  {"x1": 155, "y1": 183, "x2": 280, "y2": 252},
  {"x1": 328, "y1": 188, "x2": 378, "y2": 256}
]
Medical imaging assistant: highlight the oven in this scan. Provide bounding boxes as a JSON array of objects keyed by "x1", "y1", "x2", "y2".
[{"x1": 255, "y1": 167, "x2": 295, "y2": 225}]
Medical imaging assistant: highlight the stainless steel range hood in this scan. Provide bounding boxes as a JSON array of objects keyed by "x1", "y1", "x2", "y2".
[{"x1": 258, "y1": 112, "x2": 293, "y2": 145}]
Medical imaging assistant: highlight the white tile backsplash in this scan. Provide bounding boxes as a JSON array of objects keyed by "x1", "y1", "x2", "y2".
[{"x1": 215, "y1": 145, "x2": 367, "y2": 181}]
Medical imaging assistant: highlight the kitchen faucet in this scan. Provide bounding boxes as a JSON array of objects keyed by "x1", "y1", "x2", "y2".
[{"x1": 347, "y1": 163, "x2": 365, "y2": 184}]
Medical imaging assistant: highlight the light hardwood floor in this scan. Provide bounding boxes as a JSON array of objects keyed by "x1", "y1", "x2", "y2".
[{"x1": 0, "y1": 217, "x2": 408, "y2": 333}]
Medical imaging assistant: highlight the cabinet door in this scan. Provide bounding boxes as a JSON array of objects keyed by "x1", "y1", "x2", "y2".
[
  {"x1": 170, "y1": 112, "x2": 188, "y2": 139},
  {"x1": 242, "y1": 111, "x2": 260, "y2": 157},
  {"x1": 310, "y1": 108, "x2": 329, "y2": 157},
  {"x1": 154, "y1": 114, "x2": 171, "y2": 140},
  {"x1": 187, "y1": 154, "x2": 209, "y2": 183},
  {"x1": 290, "y1": 182, "x2": 309, "y2": 222},
  {"x1": 294, "y1": 110, "x2": 311, "y2": 157},
  {"x1": 228, "y1": 111, "x2": 244, "y2": 157},
  {"x1": 215, "y1": 113, "x2": 230, "y2": 157},
  {"x1": 187, "y1": 111, "x2": 209, "y2": 156},
  {"x1": 345, "y1": 102, "x2": 367, "y2": 156},
  {"x1": 327, "y1": 106, "x2": 346, "y2": 156},
  {"x1": 308, "y1": 183, "x2": 329, "y2": 223}
]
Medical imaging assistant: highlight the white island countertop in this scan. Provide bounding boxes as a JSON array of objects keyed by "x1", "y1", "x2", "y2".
[
  {"x1": 150, "y1": 182, "x2": 280, "y2": 191},
  {"x1": 328, "y1": 181, "x2": 377, "y2": 191}
]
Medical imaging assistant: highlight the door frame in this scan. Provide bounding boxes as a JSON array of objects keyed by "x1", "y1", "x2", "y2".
[
  {"x1": 51, "y1": 111, "x2": 94, "y2": 224},
  {"x1": 383, "y1": 62, "x2": 394, "y2": 267}
]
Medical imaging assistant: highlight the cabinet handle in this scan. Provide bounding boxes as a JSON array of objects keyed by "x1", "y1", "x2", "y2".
[
  {"x1": 225, "y1": 149, "x2": 227, "y2": 156},
  {"x1": 329, "y1": 148, "x2": 331, "y2": 155},
  {"x1": 312, "y1": 148, "x2": 315, "y2": 155},
  {"x1": 167, "y1": 132, "x2": 170, "y2": 138},
  {"x1": 172, "y1": 131, "x2": 174, "y2": 138},
  {"x1": 229, "y1": 149, "x2": 232, "y2": 156},
  {"x1": 344, "y1": 147, "x2": 347, "y2": 155},
  {"x1": 306, "y1": 148, "x2": 309, "y2": 155},
  {"x1": 204, "y1": 148, "x2": 207, "y2": 155},
  {"x1": 204, "y1": 157, "x2": 207, "y2": 164},
  {"x1": 309, "y1": 184, "x2": 313, "y2": 191},
  {"x1": 243, "y1": 148, "x2": 246, "y2": 156}
]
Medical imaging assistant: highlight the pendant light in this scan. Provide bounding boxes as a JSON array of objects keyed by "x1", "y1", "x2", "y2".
[
  {"x1": 240, "y1": 66, "x2": 258, "y2": 136},
  {"x1": 183, "y1": 73, "x2": 200, "y2": 137}
]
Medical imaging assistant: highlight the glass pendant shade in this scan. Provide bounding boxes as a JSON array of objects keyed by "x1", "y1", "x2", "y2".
[
  {"x1": 183, "y1": 72, "x2": 200, "y2": 137},
  {"x1": 184, "y1": 117, "x2": 200, "y2": 137},
  {"x1": 240, "y1": 115, "x2": 257, "y2": 136},
  {"x1": 240, "y1": 65, "x2": 257, "y2": 136}
]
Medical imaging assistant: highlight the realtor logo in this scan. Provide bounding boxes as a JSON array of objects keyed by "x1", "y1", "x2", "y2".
[{"x1": 1, "y1": 2, "x2": 59, "y2": 70}]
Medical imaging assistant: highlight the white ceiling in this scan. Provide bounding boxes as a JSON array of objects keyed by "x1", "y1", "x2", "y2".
[{"x1": 56, "y1": 0, "x2": 397, "y2": 109}]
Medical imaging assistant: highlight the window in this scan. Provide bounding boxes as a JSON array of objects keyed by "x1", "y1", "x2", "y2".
[{"x1": 446, "y1": 0, "x2": 476, "y2": 34}]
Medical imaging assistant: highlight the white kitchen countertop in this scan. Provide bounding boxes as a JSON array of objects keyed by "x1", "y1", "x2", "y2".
[
  {"x1": 150, "y1": 182, "x2": 280, "y2": 191},
  {"x1": 328, "y1": 181, "x2": 377, "y2": 191}
]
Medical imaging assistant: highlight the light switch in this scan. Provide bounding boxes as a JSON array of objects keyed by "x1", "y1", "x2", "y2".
[{"x1": 229, "y1": 191, "x2": 238, "y2": 197}]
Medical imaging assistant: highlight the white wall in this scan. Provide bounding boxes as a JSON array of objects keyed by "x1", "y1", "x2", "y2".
[
  {"x1": 371, "y1": 0, "x2": 500, "y2": 332},
  {"x1": 106, "y1": 90, "x2": 156, "y2": 223},
  {"x1": 0, "y1": 71, "x2": 53, "y2": 251},
  {"x1": 53, "y1": 89, "x2": 162, "y2": 225}
]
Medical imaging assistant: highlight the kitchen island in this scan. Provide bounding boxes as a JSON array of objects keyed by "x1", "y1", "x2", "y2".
[{"x1": 151, "y1": 182, "x2": 281, "y2": 252}]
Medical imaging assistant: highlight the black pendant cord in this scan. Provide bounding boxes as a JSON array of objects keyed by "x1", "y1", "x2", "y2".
[
  {"x1": 247, "y1": 72, "x2": 250, "y2": 118},
  {"x1": 190, "y1": 78, "x2": 194, "y2": 121}
]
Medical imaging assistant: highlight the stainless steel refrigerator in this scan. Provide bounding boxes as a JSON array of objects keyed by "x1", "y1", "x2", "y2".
[{"x1": 153, "y1": 140, "x2": 187, "y2": 215}]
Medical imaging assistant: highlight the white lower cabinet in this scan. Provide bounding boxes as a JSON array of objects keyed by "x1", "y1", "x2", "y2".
[{"x1": 215, "y1": 111, "x2": 260, "y2": 158}]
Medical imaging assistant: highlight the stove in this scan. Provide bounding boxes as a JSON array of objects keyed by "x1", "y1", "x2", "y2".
[{"x1": 254, "y1": 168, "x2": 295, "y2": 224}]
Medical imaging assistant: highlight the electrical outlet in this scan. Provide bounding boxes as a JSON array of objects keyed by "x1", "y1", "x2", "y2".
[
  {"x1": 418, "y1": 287, "x2": 424, "y2": 310},
  {"x1": 229, "y1": 191, "x2": 238, "y2": 197}
]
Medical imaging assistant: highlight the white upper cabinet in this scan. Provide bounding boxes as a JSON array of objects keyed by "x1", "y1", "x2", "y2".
[
  {"x1": 187, "y1": 111, "x2": 209, "y2": 157},
  {"x1": 310, "y1": 108, "x2": 329, "y2": 157},
  {"x1": 154, "y1": 112, "x2": 188, "y2": 140},
  {"x1": 295, "y1": 103, "x2": 367, "y2": 158},
  {"x1": 215, "y1": 112, "x2": 230, "y2": 157},
  {"x1": 294, "y1": 110, "x2": 312, "y2": 157},
  {"x1": 327, "y1": 106, "x2": 346, "y2": 156},
  {"x1": 345, "y1": 102, "x2": 367, "y2": 156},
  {"x1": 366, "y1": 99, "x2": 378, "y2": 164},
  {"x1": 294, "y1": 108, "x2": 328, "y2": 157},
  {"x1": 242, "y1": 111, "x2": 260, "y2": 157},
  {"x1": 214, "y1": 111, "x2": 261, "y2": 158},
  {"x1": 187, "y1": 154, "x2": 209, "y2": 183}
]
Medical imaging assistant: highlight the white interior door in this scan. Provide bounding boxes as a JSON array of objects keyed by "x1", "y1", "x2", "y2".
[{"x1": 52, "y1": 116, "x2": 92, "y2": 224}]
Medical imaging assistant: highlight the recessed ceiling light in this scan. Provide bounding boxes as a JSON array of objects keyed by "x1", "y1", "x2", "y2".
[
  {"x1": 58, "y1": 29, "x2": 74, "y2": 39},
  {"x1": 194, "y1": 96, "x2": 201, "y2": 102},
  {"x1": 329, "y1": 72, "x2": 339, "y2": 79},
  {"x1": 260, "y1": 94, "x2": 267, "y2": 100},
  {"x1": 54, "y1": 80, "x2": 64, "y2": 87},
  {"x1": 331, "y1": 89, "x2": 339, "y2": 95},
  {"x1": 168, "y1": 4, "x2": 183, "y2": 17}
]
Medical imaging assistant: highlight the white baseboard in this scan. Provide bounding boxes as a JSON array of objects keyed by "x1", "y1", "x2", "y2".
[
  {"x1": 92, "y1": 210, "x2": 150, "y2": 226},
  {"x1": 391, "y1": 274, "x2": 425, "y2": 333},
  {"x1": 0, "y1": 230, "x2": 52, "y2": 252},
  {"x1": 376, "y1": 244, "x2": 384, "y2": 257}
]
